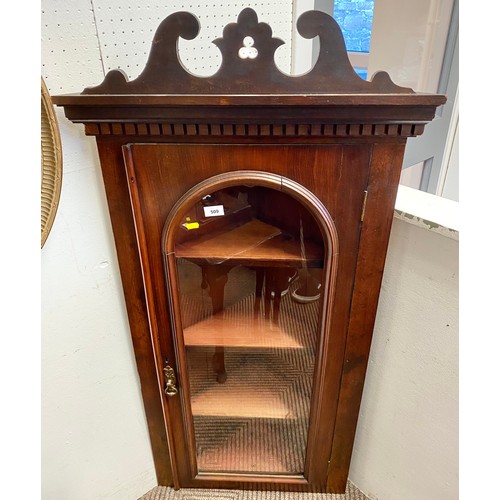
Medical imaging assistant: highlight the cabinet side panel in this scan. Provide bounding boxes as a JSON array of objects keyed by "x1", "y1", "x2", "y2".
[
  {"x1": 327, "y1": 142, "x2": 406, "y2": 492},
  {"x1": 95, "y1": 140, "x2": 174, "y2": 486}
]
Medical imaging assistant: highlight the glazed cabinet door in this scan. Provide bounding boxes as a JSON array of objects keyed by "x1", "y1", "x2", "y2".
[
  {"x1": 123, "y1": 143, "x2": 370, "y2": 490},
  {"x1": 164, "y1": 174, "x2": 330, "y2": 480}
]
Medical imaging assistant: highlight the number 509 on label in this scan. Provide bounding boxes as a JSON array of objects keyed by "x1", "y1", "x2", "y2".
[{"x1": 203, "y1": 205, "x2": 225, "y2": 217}]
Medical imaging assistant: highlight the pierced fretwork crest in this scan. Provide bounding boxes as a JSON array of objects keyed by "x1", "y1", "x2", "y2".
[{"x1": 82, "y1": 8, "x2": 412, "y2": 95}]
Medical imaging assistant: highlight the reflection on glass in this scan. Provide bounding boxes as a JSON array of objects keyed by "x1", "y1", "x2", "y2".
[{"x1": 174, "y1": 186, "x2": 325, "y2": 475}]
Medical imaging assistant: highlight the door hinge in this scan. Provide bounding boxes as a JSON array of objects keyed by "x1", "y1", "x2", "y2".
[{"x1": 361, "y1": 190, "x2": 368, "y2": 222}]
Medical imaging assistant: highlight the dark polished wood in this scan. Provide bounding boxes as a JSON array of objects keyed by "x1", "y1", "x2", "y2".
[
  {"x1": 79, "y1": 8, "x2": 412, "y2": 95},
  {"x1": 95, "y1": 140, "x2": 175, "y2": 487},
  {"x1": 53, "y1": 7, "x2": 445, "y2": 494},
  {"x1": 327, "y1": 143, "x2": 407, "y2": 491},
  {"x1": 125, "y1": 144, "x2": 354, "y2": 489}
]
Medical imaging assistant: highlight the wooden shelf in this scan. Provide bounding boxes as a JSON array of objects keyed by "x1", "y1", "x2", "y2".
[
  {"x1": 175, "y1": 218, "x2": 323, "y2": 267},
  {"x1": 191, "y1": 390, "x2": 297, "y2": 419},
  {"x1": 188, "y1": 349, "x2": 312, "y2": 420},
  {"x1": 183, "y1": 311, "x2": 308, "y2": 349}
]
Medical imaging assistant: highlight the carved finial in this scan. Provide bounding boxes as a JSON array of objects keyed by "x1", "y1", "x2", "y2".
[{"x1": 82, "y1": 8, "x2": 413, "y2": 95}]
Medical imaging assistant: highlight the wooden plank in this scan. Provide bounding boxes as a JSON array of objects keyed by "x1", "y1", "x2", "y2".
[
  {"x1": 184, "y1": 312, "x2": 306, "y2": 349},
  {"x1": 175, "y1": 219, "x2": 324, "y2": 267},
  {"x1": 96, "y1": 140, "x2": 175, "y2": 487},
  {"x1": 191, "y1": 391, "x2": 298, "y2": 419},
  {"x1": 327, "y1": 143, "x2": 406, "y2": 492}
]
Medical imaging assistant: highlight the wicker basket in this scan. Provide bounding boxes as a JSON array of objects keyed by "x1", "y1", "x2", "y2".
[{"x1": 41, "y1": 77, "x2": 62, "y2": 248}]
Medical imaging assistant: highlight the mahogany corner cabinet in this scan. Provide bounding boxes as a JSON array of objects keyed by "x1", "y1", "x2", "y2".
[{"x1": 53, "y1": 8, "x2": 445, "y2": 494}]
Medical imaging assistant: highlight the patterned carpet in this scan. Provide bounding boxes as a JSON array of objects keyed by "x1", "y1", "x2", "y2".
[{"x1": 139, "y1": 481, "x2": 369, "y2": 499}]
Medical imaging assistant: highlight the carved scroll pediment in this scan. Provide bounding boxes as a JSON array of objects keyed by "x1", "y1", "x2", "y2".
[{"x1": 82, "y1": 8, "x2": 413, "y2": 95}]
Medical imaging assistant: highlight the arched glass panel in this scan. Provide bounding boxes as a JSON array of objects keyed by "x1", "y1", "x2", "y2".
[{"x1": 170, "y1": 183, "x2": 328, "y2": 475}]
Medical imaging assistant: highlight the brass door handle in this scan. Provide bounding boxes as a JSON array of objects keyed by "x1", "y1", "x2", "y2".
[{"x1": 163, "y1": 359, "x2": 178, "y2": 397}]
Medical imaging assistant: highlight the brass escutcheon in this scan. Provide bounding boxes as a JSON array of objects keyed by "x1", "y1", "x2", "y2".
[{"x1": 163, "y1": 360, "x2": 178, "y2": 397}]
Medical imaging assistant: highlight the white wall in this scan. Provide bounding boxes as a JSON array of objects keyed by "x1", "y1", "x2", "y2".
[
  {"x1": 350, "y1": 217, "x2": 458, "y2": 500},
  {"x1": 41, "y1": 129, "x2": 158, "y2": 499},
  {"x1": 42, "y1": 2, "x2": 458, "y2": 499}
]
